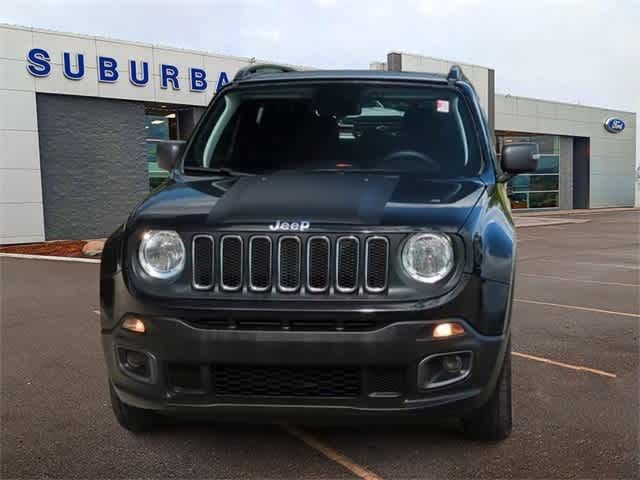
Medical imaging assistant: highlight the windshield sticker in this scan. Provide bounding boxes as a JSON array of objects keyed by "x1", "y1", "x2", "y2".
[{"x1": 436, "y1": 99, "x2": 450, "y2": 113}]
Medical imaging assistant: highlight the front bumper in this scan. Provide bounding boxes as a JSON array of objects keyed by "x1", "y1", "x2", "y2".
[{"x1": 103, "y1": 314, "x2": 508, "y2": 420}]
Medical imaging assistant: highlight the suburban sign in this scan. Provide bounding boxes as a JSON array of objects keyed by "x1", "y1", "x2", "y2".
[
  {"x1": 603, "y1": 117, "x2": 626, "y2": 134},
  {"x1": 26, "y1": 47, "x2": 230, "y2": 93}
]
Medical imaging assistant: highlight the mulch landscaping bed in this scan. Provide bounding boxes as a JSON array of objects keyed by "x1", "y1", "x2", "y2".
[{"x1": 0, "y1": 240, "x2": 90, "y2": 258}]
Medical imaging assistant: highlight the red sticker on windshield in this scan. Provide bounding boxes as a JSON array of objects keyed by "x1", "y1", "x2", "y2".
[{"x1": 436, "y1": 99, "x2": 450, "y2": 113}]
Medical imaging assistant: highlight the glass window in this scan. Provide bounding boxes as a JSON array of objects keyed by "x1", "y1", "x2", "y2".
[
  {"x1": 501, "y1": 135, "x2": 558, "y2": 154},
  {"x1": 509, "y1": 175, "x2": 530, "y2": 192},
  {"x1": 529, "y1": 192, "x2": 559, "y2": 208},
  {"x1": 536, "y1": 155, "x2": 559, "y2": 174},
  {"x1": 529, "y1": 175, "x2": 558, "y2": 191},
  {"x1": 145, "y1": 111, "x2": 177, "y2": 190},
  {"x1": 510, "y1": 192, "x2": 528, "y2": 209}
]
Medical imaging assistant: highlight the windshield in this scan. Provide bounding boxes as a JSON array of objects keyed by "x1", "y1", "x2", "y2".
[{"x1": 183, "y1": 82, "x2": 483, "y2": 177}]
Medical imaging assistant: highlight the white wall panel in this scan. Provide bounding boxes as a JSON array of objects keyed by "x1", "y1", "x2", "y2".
[
  {"x1": 0, "y1": 203, "x2": 45, "y2": 241},
  {"x1": 0, "y1": 90, "x2": 38, "y2": 131},
  {"x1": 590, "y1": 174, "x2": 635, "y2": 207},
  {"x1": 0, "y1": 169, "x2": 43, "y2": 203},
  {"x1": 0, "y1": 25, "x2": 33, "y2": 60},
  {"x1": 0, "y1": 59, "x2": 36, "y2": 91},
  {"x1": 0, "y1": 130, "x2": 40, "y2": 169},
  {"x1": 536, "y1": 101, "x2": 557, "y2": 119}
]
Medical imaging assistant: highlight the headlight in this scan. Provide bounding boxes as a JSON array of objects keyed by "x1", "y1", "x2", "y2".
[
  {"x1": 401, "y1": 233, "x2": 454, "y2": 284},
  {"x1": 138, "y1": 230, "x2": 185, "y2": 280}
]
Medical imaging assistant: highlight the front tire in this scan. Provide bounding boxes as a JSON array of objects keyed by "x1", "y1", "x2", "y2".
[
  {"x1": 462, "y1": 342, "x2": 512, "y2": 441},
  {"x1": 109, "y1": 383, "x2": 156, "y2": 433}
]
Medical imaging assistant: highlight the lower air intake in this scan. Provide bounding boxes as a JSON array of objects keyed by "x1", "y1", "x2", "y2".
[{"x1": 212, "y1": 364, "x2": 361, "y2": 397}]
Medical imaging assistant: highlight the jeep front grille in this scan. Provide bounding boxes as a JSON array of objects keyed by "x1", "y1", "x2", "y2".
[{"x1": 192, "y1": 233, "x2": 390, "y2": 295}]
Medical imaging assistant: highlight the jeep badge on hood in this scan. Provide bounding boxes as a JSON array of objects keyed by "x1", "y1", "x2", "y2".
[{"x1": 269, "y1": 220, "x2": 310, "y2": 231}]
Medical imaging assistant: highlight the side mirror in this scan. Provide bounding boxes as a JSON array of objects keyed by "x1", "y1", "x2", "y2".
[
  {"x1": 156, "y1": 140, "x2": 186, "y2": 171},
  {"x1": 500, "y1": 143, "x2": 539, "y2": 180}
]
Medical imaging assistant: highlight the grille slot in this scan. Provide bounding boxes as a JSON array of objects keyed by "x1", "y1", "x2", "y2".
[
  {"x1": 192, "y1": 235, "x2": 214, "y2": 290},
  {"x1": 365, "y1": 236, "x2": 389, "y2": 292},
  {"x1": 278, "y1": 236, "x2": 301, "y2": 292},
  {"x1": 212, "y1": 364, "x2": 361, "y2": 398},
  {"x1": 249, "y1": 236, "x2": 272, "y2": 292},
  {"x1": 307, "y1": 236, "x2": 330, "y2": 293},
  {"x1": 336, "y1": 236, "x2": 359, "y2": 293},
  {"x1": 220, "y1": 236, "x2": 243, "y2": 291}
]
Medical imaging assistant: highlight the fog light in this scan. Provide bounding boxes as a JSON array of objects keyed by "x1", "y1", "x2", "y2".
[
  {"x1": 125, "y1": 350, "x2": 148, "y2": 369},
  {"x1": 432, "y1": 322, "x2": 465, "y2": 338},
  {"x1": 417, "y1": 351, "x2": 473, "y2": 390},
  {"x1": 442, "y1": 354, "x2": 463, "y2": 373},
  {"x1": 122, "y1": 316, "x2": 146, "y2": 334},
  {"x1": 117, "y1": 347, "x2": 153, "y2": 381}
]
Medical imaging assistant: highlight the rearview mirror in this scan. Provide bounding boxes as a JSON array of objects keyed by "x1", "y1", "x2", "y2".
[
  {"x1": 156, "y1": 140, "x2": 186, "y2": 171},
  {"x1": 500, "y1": 143, "x2": 539, "y2": 178}
]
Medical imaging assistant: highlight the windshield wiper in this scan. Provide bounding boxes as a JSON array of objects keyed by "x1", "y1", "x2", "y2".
[{"x1": 183, "y1": 166, "x2": 254, "y2": 177}]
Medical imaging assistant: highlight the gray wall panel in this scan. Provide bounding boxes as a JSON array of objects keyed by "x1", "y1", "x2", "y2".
[
  {"x1": 558, "y1": 136, "x2": 573, "y2": 209},
  {"x1": 36, "y1": 94, "x2": 147, "y2": 240}
]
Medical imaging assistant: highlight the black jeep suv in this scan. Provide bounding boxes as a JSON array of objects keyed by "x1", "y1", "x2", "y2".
[{"x1": 100, "y1": 65, "x2": 538, "y2": 440}]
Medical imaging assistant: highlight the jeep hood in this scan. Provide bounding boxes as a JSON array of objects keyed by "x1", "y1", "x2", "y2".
[{"x1": 131, "y1": 173, "x2": 486, "y2": 232}]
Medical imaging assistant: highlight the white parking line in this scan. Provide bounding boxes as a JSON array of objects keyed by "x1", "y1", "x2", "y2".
[
  {"x1": 284, "y1": 426, "x2": 384, "y2": 480},
  {"x1": 517, "y1": 258, "x2": 640, "y2": 271},
  {"x1": 0, "y1": 253, "x2": 100, "y2": 264},
  {"x1": 512, "y1": 351, "x2": 617, "y2": 378},
  {"x1": 515, "y1": 298, "x2": 640, "y2": 318},
  {"x1": 574, "y1": 261, "x2": 640, "y2": 271},
  {"x1": 519, "y1": 273, "x2": 639, "y2": 288}
]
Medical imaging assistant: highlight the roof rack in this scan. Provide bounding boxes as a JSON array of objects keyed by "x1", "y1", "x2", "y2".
[
  {"x1": 233, "y1": 64, "x2": 297, "y2": 81},
  {"x1": 447, "y1": 65, "x2": 465, "y2": 83}
]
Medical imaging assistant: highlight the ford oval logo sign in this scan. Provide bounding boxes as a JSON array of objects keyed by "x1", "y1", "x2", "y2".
[{"x1": 604, "y1": 117, "x2": 626, "y2": 134}]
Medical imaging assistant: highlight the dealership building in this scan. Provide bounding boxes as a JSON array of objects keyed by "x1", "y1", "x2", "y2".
[{"x1": 0, "y1": 24, "x2": 637, "y2": 244}]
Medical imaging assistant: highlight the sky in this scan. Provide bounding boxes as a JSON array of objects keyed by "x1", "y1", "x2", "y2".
[{"x1": 2, "y1": 0, "x2": 639, "y2": 162}]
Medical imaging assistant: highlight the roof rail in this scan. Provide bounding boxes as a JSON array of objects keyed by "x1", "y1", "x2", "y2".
[
  {"x1": 233, "y1": 64, "x2": 297, "y2": 81},
  {"x1": 447, "y1": 65, "x2": 465, "y2": 83}
]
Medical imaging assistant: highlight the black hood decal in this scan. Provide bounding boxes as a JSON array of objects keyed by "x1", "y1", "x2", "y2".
[{"x1": 207, "y1": 174, "x2": 398, "y2": 225}]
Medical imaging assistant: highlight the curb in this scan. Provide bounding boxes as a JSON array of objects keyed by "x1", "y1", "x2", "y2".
[
  {"x1": 515, "y1": 207, "x2": 639, "y2": 217},
  {"x1": 0, "y1": 253, "x2": 100, "y2": 264},
  {"x1": 515, "y1": 218, "x2": 590, "y2": 228}
]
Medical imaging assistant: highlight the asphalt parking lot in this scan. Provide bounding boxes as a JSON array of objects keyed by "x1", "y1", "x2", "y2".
[{"x1": 1, "y1": 210, "x2": 638, "y2": 479}]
